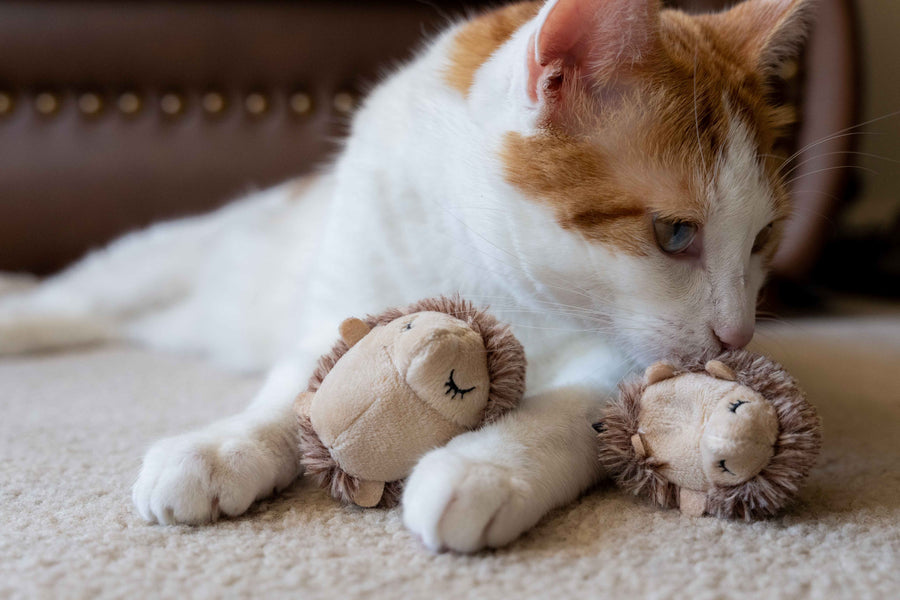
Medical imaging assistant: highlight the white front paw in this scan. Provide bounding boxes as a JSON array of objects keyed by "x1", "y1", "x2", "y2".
[
  {"x1": 132, "y1": 431, "x2": 284, "y2": 525},
  {"x1": 402, "y1": 449, "x2": 536, "y2": 553}
]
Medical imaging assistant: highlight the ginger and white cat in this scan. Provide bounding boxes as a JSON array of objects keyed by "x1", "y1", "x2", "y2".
[{"x1": 0, "y1": 0, "x2": 810, "y2": 552}]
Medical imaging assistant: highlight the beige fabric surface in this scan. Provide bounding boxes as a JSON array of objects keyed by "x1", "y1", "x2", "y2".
[{"x1": 1, "y1": 314, "x2": 899, "y2": 599}]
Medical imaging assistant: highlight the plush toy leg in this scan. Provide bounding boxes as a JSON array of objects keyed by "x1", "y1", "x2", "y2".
[
  {"x1": 352, "y1": 480, "x2": 385, "y2": 508},
  {"x1": 678, "y1": 488, "x2": 708, "y2": 517}
]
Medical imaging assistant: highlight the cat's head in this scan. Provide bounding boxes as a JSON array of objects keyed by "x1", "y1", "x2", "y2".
[{"x1": 458, "y1": 0, "x2": 811, "y2": 365}]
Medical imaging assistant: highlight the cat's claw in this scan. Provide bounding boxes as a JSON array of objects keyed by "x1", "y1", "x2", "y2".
[{"x1": 402, "y1": 448, "x2": 535, "y2": 553}]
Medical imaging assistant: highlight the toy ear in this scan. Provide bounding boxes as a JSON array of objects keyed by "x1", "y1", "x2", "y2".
[
  {"x1": 339, "y1": 317, "x2": 371, "y2": 347},
  {"x1": 705, "y1": 360, "x2": 737, "y2": 381},
  {"x1": 294, "y1": 391, "x2": 314, "y2": 418},
  {"x1": 645, "y1": 362, "x2": 677, "y2": 385}
]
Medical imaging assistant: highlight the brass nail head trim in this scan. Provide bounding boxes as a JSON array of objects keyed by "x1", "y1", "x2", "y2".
[
  {"x1": 779, "y1": 60, "x2": 799, "y2": 81},
  {"x1": 35, "y1": 92, "x2": 61, "y2": 115},
  {"x1": 333, "y1": 91, "x2": 355, "y2": 114},
  {"x1": 160, "y1": 92, "x2": 185, "y2": 116},
  {"x1": 0, "y1": 91, "x2": 13, "y2": 116},
  {"x1": 78, "y1": 92, "x2": 103, "y2": 116},
  {"x1": 118, "y1": 92, "x2": 142, "y2": 115},
  {"x1": 202, "y1": 91, "x2": 226, "y2": 115},
  {"x1": 289, "y1": 92, "x2": 313, "y2": 115},
  {"x1": 244, "y1": 92, "x2": 268, "y2": 116}
]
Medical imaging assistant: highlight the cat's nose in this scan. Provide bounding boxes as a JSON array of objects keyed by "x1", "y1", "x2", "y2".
[{"x1": 713, "y1": 324, "x2": 754, "y2": 350}]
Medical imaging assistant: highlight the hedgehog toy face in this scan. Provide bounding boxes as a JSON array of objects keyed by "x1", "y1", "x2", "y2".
[
  {"x1": 380, "y1": 312, "x2": 491, "y2": 429},
  {"x1": 600, "y1": 351, "x2": 821, "y2": 520},
  {"x1": 294, "y1": 297, "x2": 532, "y2": 509},
  {"x1": 702, "y1": 385, "x2": 779, "y2": 487},
  {"x1": 635, "y1": 361, "x2": 779, "y2": 493}
]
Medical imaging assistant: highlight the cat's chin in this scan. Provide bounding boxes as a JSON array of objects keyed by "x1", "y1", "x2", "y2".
[{"x1": 622, "y1": 336, "x2": 723, "y2": 369}]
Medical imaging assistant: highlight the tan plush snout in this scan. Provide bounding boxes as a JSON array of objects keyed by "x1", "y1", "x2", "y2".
[
  {"x1": 400, "y1": 313, "x2": 490, "y2": 429},
  {"x1": 701, "y1": 388, "x2": 778, "y2": 485}
]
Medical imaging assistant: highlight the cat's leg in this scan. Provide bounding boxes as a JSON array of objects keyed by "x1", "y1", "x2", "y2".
[
  {"x1": 402, "y1": 386, "x2": 606, "y2": 553},
  {"x1": 131, "y1": 354, "x2": 311, "y2": 525},
  {"x1": 0, "y1": 215, "x2": 216, "y2": 355}
]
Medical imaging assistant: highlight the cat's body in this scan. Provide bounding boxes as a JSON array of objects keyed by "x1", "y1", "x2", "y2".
[{"x1": 0, "y1": 0, "x2": 810, "y2": 552}]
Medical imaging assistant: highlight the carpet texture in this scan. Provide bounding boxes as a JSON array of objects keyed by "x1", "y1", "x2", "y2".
[{"x1": 1, "y1": 315, "x2": 899, "y2": 599}]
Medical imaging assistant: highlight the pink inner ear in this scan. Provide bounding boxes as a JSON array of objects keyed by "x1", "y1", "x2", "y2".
[
  {"x1": 536, "y1": 0, "x2": 598, "y2": 66},
  {"x1": 526, "y1": 0, "x2": 660, "y2": 105}
]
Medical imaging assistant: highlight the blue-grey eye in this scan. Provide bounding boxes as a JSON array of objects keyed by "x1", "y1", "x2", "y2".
[{"x1": 653, "y1": 216, "x2": 698, "y2": 254}]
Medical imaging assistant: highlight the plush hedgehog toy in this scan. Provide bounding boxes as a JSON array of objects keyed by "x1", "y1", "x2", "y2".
[
  {"x1": 294, "y1": 297, "x2": 526, "y2": 508},
  {"x1": 597, "y1": 350, "x2": 822, "y2": 520}
]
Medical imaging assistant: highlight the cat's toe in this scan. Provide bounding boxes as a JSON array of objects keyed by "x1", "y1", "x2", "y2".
[
  {"x1": 402, "y1": 449, "x2": 531, "y2": 553},
  {"x1": 132, "y1": 433, "x2": 267, "y2": 525}
]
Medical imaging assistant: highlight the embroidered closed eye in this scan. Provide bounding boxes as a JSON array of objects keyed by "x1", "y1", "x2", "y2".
[
  {"x1": 718, "y1": 459, "x2": 734, "y2": 475},
  {"x1": 729, "y1": 400, "x2": 748, "y2": 413},
  {"x1": 402, "y1": 322, "x2": 413, "y2": 331},
  {"x1": 444, "y1": 369, "x2": 476, "y2": 400}
]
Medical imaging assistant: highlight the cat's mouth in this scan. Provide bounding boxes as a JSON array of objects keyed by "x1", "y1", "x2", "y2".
[{"x1": 619, "y1": 325, "x2": 725, "y2": 368}]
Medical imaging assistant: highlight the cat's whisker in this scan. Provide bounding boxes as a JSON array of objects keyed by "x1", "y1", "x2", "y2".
[
  {"x1": 774, "y1": 131, "x2": 883, "y2": 177},
  {"x1": 782, "y1": 164, "x2": 878, "y2": 188},
  {"x1": 446, "y1": 223, "x2": 597, "y2": 301},
  {"x1": 778, "y1": 149, "x2": 900, "y2": 182},
  {"x1": 460, "y1": 293, "x2": 654, "y2": 327},
  {"x1": 436, "y1": 240, "x2": 597, "y2": 303},
  {"x1": 774, "y1": 108, "x2": 900, "y2": 176}
]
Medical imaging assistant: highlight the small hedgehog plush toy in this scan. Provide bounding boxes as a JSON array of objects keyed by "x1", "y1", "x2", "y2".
[
  {"x1": 598, "y1": 350, "x2": 822, "y2": 520},
  {"x1": 294, "y1": 297, "x2": 526, "y2": 508}
]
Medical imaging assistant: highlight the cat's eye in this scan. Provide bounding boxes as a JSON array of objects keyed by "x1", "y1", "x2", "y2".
[
  {"x1": 653, "y1": 216, "x2": 698, "y2": 255},
  {"x1": 752, "y1": 223, "x2": 774, "y2": 254}
]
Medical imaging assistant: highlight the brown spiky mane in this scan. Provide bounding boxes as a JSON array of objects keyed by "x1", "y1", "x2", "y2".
[
  {"x1": 598, "y1": 349, "x2": 822, "y2": 520},
  {"x1": 299, "y1": 296, "x2": 527, "y2": 508}
]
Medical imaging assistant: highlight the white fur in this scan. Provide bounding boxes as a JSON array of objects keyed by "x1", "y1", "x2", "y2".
[{"x1": 0, "y1": 1, "x2": 775, "y2": 551}]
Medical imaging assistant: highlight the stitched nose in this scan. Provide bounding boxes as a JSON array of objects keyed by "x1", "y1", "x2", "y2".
[{"x1": 714, "y1": 324, "x2": 754, "y2": 350}]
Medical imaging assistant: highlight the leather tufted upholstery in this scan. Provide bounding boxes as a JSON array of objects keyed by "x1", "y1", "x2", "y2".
[
  {"x1": 0, "y1": 1, "x2": 857, "y2": 277},
  {"x1": 0, "y1": 1, "x2": 468, "y2": 273}
]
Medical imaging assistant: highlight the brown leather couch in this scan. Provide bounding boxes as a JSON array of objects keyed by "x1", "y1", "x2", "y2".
[{"x1": 0, "y1": 0, "x2": 858, "y2": 279}]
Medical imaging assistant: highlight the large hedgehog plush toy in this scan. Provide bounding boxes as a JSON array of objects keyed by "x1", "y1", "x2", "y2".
[
  {"x1": 294, "y1": 297, "x2": 526, "y2": 508},
  {"x1": 598, "y1": 351, "x2": 822, "y2": 520}
]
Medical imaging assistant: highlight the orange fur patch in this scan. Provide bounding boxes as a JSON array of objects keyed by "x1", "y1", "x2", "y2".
[
  {"x1": 501, "y1": 7, "x2": 797, "y2": 255},
  {"x1": 445, "y1": 1, "x2": 542, "y2": 95}
]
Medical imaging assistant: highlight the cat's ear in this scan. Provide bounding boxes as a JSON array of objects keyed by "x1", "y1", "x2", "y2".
[
  {"x1": 526, "y1": 0, "x2": 661, "y2": 104},
  {"x1": 706, "y1": 0, "x2": 815, "y2": 72}
]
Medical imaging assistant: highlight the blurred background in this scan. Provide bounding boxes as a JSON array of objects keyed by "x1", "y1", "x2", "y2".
[{"x1": 0, "y1": 0, "x2": 897, "y2": 310}]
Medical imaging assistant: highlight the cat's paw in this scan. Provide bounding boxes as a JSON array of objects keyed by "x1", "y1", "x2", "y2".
[
  {"x1": 132, "y1": 430, "x2": 286, "y2": 525},
  {"x1": 402, "y1": 449, "x2": 535, "y2": 553}
]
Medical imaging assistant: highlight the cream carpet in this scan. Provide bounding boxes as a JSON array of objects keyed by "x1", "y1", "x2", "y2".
[{"x1": 2, "y1": 314, "x2": 899, "y2": 599}]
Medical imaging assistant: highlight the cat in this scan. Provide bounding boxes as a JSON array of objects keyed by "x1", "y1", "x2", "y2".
[{"x1": 0, "y1": 0, "x2": 810, "y2": 552}]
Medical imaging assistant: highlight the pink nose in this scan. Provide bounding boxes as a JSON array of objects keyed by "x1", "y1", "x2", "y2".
[{"x1": 714, "y1": 324, "x2": 754, "y2": 350}]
